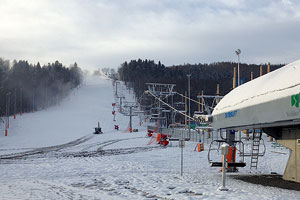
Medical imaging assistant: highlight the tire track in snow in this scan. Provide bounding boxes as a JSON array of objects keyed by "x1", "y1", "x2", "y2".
[
  {"x1": 63, "y1": 146, "x2": 164, "y2": 158},
  {"x1": 79, "y1": 136, "x2": 145, "y2": 152},
  {"x1": 71, "y1": 178, "x2": 174, "y2": 200},
  {"x1": 0, "y1": 136, "x2": 157, "y2": 163},
  {"x1": 0, "y1": 134, "x2": 94, "y2": 160}
]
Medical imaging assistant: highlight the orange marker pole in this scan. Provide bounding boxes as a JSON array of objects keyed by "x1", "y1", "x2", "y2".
[{"x1": 156, "y1": 133, "x2": 161, "y2": 144}]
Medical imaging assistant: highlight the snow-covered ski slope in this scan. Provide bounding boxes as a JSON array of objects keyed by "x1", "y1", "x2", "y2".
[{"x1": 0, "y1": 74, "x2": 299, "y2": 199}]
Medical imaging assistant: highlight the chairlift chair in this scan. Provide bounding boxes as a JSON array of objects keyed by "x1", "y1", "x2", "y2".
[{"x1": 208, "y1": 139, "x2": 246, "y2": 168}]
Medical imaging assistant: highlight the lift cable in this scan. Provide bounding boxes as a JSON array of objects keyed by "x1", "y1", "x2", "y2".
[
  {"x1": 174, "y1": 92, "x2": 214, "y2": 110},
  {"x1": 145, "y1": 90, "x2": 195, "y2": 121}
]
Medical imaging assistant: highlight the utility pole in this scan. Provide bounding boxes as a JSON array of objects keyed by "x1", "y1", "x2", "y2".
[
  {"x1": 20, "y1": 87, "x2": 23, "y2": 115},
  {"x1": 14, "y1": 88, "x2": 17, "y2": 119},
  {"x1": 233, "y1": 67, "x2": 236, "y2": 89},
  {"x1": 267, "y1": 62, "x2": 273, "y2": 142},
  {"x1": 115, "y1": 81, "x2": 119, "y2": 97},
  {"x1": 7, "y1": 92, "x2": 10, "y2": 126},
  {"x1": 198, "y1": 92, "x2": 201, "y2": 112},
  {"x1": 187, "y1": 74, "x2": 191, "y2": 138},
  {"x1": 129, "y1": 106, "x2": 133, "y2": 132},
  {"x1": 235, "y1": 49, "x2": 241, "y2": 86},
  {"x1": 201, "y1": 90, "x2": 204, "y2": 112},
  {"x1": 235, "y1": 49, "x2": 242, "y2": 156},
  {"x1": 179, "y1": 138, "x2": 185, "y2": 176},
  {"x1": 5, "y1": 92, "x2": 11, "y2": 136},
  {"x1": 5, "y1": 93, "x2": 8, "y2": 136},
  {"x1": 171, "y1": 94, "x2": 174, "y2": 125},
  {"x1": 185, "y1": 91, "x2": 187, "y2": 128},
  {"x1": 216, "y1": 84, "x2": 220, "y2": 104}
]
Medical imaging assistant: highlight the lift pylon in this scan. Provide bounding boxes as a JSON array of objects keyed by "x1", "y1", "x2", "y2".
[{"x1": 124, "y1": 102, "x2": 138, "y2": 132}]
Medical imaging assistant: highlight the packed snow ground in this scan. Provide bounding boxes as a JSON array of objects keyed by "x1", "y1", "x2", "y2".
[{"x1": 0, "y1": 74, "x2": 299, "y2": 200}]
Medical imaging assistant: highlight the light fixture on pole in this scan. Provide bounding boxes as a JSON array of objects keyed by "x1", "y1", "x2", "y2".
[
  {"x1": 187, "y1": 74, "x2": 191, "y2": 138},
  {"x1": 235, "y1": 49, "x2": 242, "y2": 154},
  {"x1": 235, "y1": 49, "x2": 241, "y2": 86}
]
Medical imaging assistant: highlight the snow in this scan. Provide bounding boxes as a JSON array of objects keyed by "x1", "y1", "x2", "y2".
[
  {"x1": 0, "y1": 73, "x2": 299, "y2": 199},
  {"x1": 212, "y1": 59, "x2": 300, "y2": 129}
]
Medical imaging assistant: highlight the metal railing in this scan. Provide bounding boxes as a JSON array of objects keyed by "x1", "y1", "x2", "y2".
[{"x1": 147, "y1": 125, "x2": 206, "y2": 142}]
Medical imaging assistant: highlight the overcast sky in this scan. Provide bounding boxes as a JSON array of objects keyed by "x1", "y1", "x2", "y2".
[{"x1": 0, "y1": 0, "x2": 300, "y2": 70}]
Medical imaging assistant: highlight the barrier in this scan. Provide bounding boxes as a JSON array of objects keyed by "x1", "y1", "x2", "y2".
[
  {"x1": 197, "y1": 143, "x2": 204, "y2": 152},
  {"x1": 147, "y1": 125, "x2": 202, "y2": 142}
]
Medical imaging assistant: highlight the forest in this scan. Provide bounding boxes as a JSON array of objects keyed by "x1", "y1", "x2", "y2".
[
  {"x1": 118, "y1": 59, "x2": 284, "y2": 114},
  {"x1": 0, "y1": 58, "x2": 82, "y2": 118}
]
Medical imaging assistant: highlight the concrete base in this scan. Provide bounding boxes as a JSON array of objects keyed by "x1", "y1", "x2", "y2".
[{"x1": 277, "y1": 128, "x2": 300, "y2": 183}]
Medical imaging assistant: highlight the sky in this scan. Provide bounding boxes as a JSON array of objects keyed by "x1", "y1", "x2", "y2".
[{"x1": 0, "y1": 0, "x2": 300, "y2": 70}]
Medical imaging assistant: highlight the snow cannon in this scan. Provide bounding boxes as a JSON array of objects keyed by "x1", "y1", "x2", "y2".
[
  {"x1": 159, "y1": 133, "x2": 170, "y2": 146},
  {"x1": 147, "y1": 129, "x2": 153, "y2": 137},
  {"x1": 211, "y1": 59, "x2": 300, "y2": 183},
  {"x1": 160, "y1": 139, "x2": 169, "y2": 146},
  {"x1": 161, "y1": 134, "x2": 167, "y2": 140},
  {"x1": 94, "y1": 122, "x2": 103, "y2": 134}
]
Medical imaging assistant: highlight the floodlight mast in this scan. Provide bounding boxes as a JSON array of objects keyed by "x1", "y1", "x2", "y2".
[
  {"x1": 235, "y1": 48, "x2": 242, "y2": 155},
  {"x1": 187, "y1": 74, "x2": 191, "y2": 138},
  {"x1": 235, "y1": 49, "x2": 241, "y2": 86}
]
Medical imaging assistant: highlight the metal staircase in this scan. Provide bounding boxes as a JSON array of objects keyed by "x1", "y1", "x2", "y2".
[{"x1": 250, "y1": 130, "x2": 262, "y2": 169}]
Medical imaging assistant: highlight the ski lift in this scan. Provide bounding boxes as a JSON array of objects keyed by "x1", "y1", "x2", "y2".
[
  {"x1": 208, "y1": 139, "x2": 246, "y2": 168},
  {"x1": 239, "y1": 129, "x2": 266, "y2": 157},
  {"x1": 208, "y1": 130, "x2": 246, "y2": 170}
]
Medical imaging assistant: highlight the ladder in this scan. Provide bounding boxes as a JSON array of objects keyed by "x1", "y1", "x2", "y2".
[{"x1": 250, "y1": 130, "x2": 262, "y2": 169}]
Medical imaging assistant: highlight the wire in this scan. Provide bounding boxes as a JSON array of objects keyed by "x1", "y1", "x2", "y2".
[
  {"x1": 175, "y1": 92, "x2": 214, "y2": 109},
  {"x1": 146, "y1": 90, "x2": 195, "y2": 121}
]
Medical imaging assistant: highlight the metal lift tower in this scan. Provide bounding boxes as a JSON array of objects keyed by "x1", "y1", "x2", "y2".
[
  {"x1": 124, "y1": 102, "x2": 138, "y2": 132},
  {"x1": 145, "y1": 83, "x2": 176, "y2": 128}
]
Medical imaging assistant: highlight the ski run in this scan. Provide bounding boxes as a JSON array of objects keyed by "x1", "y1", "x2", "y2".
[{"x1": 0, "y1": 74, "x2": 298, "y2": 200}]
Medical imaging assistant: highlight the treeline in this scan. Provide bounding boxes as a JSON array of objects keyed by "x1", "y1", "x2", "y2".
[
  {"x1": 118, "y1": 59, "x2": 283, "y2": 113},
  {"x1": 0, "y1": 58, "x2": 82, "y2": 117}
]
